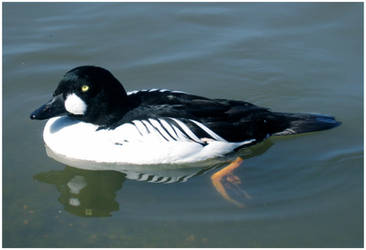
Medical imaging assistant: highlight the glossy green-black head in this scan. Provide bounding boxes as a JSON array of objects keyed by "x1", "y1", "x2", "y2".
[{"x1": 30, "y1": 66, "x2": 129, "y2": 125}]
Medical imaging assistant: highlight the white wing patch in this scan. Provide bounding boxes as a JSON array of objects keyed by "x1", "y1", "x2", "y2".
[
  {"x1": 122, "y1": 117, "x2": 229, "y2": 145},
  {"x1": 127, "y1": 89, "x2": 186, "y2": 95}
]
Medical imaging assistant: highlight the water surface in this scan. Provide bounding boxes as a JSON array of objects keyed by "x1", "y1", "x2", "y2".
[{"x1": 3, "y1": 3, "x2": 363, "y2": 247}]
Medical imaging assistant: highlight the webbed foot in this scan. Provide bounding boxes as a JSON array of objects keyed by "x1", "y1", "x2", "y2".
[{"x1": 211, "y1": 157, "x2": 250, "y2": 207}]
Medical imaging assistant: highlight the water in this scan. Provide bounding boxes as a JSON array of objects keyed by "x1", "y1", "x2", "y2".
[{"x1": 3, "y1": 3, "x2": 363, "y2": 247}]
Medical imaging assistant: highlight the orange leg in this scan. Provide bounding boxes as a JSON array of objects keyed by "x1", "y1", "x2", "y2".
[{"x1": 211, "y1": 157, "x2": 250, "y2": 207}]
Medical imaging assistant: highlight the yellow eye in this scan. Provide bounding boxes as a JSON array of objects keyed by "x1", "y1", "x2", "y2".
[{"x1": 81, "y1": 85, "x2": 89, "y2": 92}]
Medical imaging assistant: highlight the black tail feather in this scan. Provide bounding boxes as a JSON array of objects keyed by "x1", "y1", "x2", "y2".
[{"x1": 272, "y1": 112, "x2": 341, "y2": 136}]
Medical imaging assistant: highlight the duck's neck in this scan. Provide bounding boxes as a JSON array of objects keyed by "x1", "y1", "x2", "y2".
[{"x1": 76, "y1": 89, "x2": 132, "y2": 128}]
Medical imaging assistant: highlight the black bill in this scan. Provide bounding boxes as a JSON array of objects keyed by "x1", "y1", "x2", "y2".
[{"x1": 30, "y1": 94, "x2": 67, "y2": 120}]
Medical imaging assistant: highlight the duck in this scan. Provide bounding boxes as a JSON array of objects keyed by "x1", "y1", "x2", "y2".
[
  {"x1": 31, "y1": 65, "x2": 341, "y2": 206},
  {"x1": 30, "y1": 65, "x2": 340, "y2": 166}
]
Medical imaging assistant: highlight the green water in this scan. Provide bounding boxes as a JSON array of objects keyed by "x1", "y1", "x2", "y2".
[{"x1": 3, "y1": 3, "x2": 363, "y2": 247}]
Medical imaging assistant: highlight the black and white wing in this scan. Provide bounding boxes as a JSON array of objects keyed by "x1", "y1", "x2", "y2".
[{"x1": 116, "y1": 89, "x2": 282, "y2": 147}]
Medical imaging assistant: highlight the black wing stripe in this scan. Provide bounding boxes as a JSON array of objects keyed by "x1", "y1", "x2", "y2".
[
  {"x1": 140, "y1": 120, "x2": 151, "y2": 134},
  {"x1": 149, "y1": 118, "x2": 177, "y2": 142},
  {"x1": 166, "y1": 118, "x2": 189, "y2": 140},
  {"x1": 186, "y1": 120, "x2": 215, "y2": 140},
  {"x1": 189, "y1": 119, "x2": 226, "y2": 141},
  {"x1": 146, "y1": 119, "x2": 170, "y2": 142},
  {"x1": 163, "y1": 118, "x2": 180, "y2": 139},
  {"x1": 131, "y1": 121, "x2": 144, "y2": 136},
  {"x1": 156, "y1": 118, "x2": 178, "y2": 141},
  {"x1": 166, "y1": 118, "x2": 199, "y2": 143},
  {"x1": 170, "y1": 118, "x2": 207, "y2": 144}
]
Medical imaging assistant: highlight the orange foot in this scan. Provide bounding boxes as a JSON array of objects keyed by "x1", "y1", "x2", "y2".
[{"x1": 211, "y1": 157, "x2": 251, "y2": 207}]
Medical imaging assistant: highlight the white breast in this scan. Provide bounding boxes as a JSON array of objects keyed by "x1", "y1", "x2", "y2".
[{"x1": 43, "y1": 116, "x2": 254, "y2": 165}]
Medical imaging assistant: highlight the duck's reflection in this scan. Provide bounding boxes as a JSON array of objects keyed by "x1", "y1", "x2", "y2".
[
  {"x1": 34, "y1": 140, "x2": 274, "y2": 217},
  {"x1": 34, "y1": 167, "x2": 125, "y2": 217}
]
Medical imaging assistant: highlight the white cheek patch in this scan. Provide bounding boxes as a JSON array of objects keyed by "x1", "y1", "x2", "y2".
[{"x1": 64, "y1": 93, "x2": 87, "y2": 115}]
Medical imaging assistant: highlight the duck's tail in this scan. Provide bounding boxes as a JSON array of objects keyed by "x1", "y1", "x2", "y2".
[{"x1": 271, "y1": 112, "x2": 341, "y2": 136}]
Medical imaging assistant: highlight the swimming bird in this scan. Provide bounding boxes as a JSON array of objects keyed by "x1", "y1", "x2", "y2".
[{"x1": 30, "y1": 65, "x2": 340, "y2": 206}]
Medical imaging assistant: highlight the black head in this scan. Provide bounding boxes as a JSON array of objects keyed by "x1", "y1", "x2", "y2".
[{"x1": 30, "y1": 66, "x2": 129, "y2": 126}]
